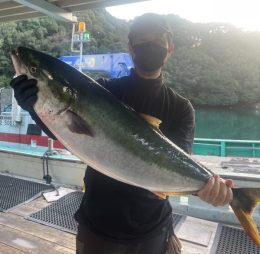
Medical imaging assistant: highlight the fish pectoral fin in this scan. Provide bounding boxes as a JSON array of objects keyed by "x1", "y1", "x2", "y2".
[
  {"x1": 65, "y1": 110, "x2": 94, "y2": 137},
  {"x1": 230, "y1": 188, "x2": 260, "y2": 245},
  {"x1": 139, "y1": 113, "x2": 162, "y2": 129}
]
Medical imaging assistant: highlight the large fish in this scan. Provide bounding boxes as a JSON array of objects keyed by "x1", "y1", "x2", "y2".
[{"x1": 11, "y1": 47, "x2": 260, "y2": 245}]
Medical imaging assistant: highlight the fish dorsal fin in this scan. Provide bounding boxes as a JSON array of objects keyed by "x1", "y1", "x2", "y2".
[{"x1": 139, "y1": 113, "x2": 162, "y2": 129}]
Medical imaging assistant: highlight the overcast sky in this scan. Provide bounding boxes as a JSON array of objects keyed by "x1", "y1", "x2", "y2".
[{"x1": 106, "y1": 0, "x2": 260, "y2": 31}]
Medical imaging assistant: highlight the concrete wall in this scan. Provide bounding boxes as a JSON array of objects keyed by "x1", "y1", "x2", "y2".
[{"x1": 0, "y1": 150, "x2": 87, "y2": 187}]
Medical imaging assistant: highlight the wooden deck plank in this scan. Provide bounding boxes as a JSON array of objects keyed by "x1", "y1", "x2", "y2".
[
  {"x1": 0, "y1": 193, "x2": 77, "y2": 253},
  {"x1": 23, "y1": 196, "x2": 51, "y2": 210},
  {"x1": 9, "y1": 205, "x2": 40, "y2": 218},
  {"x1": 0, "y1": 242, "x2": 27, "y2": 254},
  {"x1": 0, "y1": 212, "x2": 75, "y2": 250},
  {"x1": 0, "y1": 224, "x2": 74, "y2": 254},
  {"x1": 9, "y1": 197, "x2": 50, "y2": 217}
]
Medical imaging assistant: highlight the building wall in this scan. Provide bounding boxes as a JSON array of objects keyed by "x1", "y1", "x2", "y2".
[{"x1": 0, "y1": 88, "x2": 12, "y2": 113}]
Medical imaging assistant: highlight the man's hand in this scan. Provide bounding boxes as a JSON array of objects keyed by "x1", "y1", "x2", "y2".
[
  {"x1": 197, "y1": 175, "x2": 233, "y2": 206},
  {"x1": 10, "y1": 75, "x2": 38, "y2": 111}
]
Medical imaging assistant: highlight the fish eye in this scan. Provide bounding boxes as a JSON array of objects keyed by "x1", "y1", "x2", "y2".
[
  {"x1": 30, "y1": 66, "x2": 37, "y2": 73},
  {"x1": 29, "y1": 65, "x2": 41, "y2": 77}
]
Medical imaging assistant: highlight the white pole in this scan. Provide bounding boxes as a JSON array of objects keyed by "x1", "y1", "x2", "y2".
[
  {"x1": 0, "y1": 87, "x2": 4, "y2": 113},
  {"x1": 79, "y1": 34, "x2": 83, "y2": 72}
]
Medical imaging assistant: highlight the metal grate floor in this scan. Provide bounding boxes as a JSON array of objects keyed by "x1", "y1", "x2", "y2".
[
  {"x1": 26, "y1": 191, "x2": 84, "y2": 234},
  {"x1": 211, "y1": 224, "x2": 260, "y2": 254},
  {"x1": 0, "y1": 174, "x2": 54, "y2": 212},
  {"x1": 26, "y1": 190, "x2": 183, "y2": 235}
]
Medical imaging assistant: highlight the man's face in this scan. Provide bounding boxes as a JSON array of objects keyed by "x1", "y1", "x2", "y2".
[{"x1": 129, "y1": 32, "x2": 174, "y2": 73}]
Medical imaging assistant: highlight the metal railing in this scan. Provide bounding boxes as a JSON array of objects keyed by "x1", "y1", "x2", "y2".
[{"x1": 193, "y1": 138, "x2": 260, "y2": 157}]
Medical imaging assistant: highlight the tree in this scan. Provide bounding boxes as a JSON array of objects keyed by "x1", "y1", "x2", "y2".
[{"x1": 0, "y1": 10, "x2": 259, "y2": 107}]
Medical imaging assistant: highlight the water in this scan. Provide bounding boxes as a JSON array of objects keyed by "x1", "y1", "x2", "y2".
[{"x1": 195, "y1": 107, "x2": 260, "y2": 140}]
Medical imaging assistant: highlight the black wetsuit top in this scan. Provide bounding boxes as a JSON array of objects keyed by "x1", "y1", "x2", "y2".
[{"x1": 74, "y1": 69, "x2": 195, "y2": 242}]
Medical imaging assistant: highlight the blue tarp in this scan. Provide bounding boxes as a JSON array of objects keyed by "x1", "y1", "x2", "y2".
[{"x1": 59, "y1": 53, "x2": 133, "y2": 78}]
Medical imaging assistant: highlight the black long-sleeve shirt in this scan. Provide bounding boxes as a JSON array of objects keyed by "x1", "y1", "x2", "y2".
[{"x1": 74, "y1": 69, "x2": 195, "y2": 242}]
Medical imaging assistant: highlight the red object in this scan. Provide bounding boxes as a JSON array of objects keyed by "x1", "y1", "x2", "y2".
[{"x1": 0, "y1": 133, "x2": 65, "y2": 149}]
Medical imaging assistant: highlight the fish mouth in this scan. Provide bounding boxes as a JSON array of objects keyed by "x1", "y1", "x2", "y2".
[{"x1": 11, "y1": 48, "x2": 28, "y2": 76}]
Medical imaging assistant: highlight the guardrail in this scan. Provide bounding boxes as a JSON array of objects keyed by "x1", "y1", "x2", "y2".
[{"x1": 193, "y1": 138, "x2": 260, "y2": 157}]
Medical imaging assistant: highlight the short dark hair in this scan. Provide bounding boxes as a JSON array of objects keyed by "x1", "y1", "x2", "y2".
[{"x1": 128, "y1": 13, "x2": 173, "y2": 44}]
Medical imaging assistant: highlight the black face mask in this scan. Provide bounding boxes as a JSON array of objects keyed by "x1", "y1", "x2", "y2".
[{"x1": 133, "y1": 42, "x2": 168, "y2": 72}]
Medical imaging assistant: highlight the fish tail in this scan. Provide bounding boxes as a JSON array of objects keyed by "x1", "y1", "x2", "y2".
[{"x1": 230, "y1": 188, "x2": 260, "y2": 245}]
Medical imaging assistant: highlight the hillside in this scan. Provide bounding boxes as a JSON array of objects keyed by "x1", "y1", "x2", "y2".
[{"x1": 0, "y1": 9, "x2": 259, "y2": 107}]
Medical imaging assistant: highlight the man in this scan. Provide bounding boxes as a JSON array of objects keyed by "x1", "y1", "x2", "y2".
[{"x1": 10, "y1": 13, "x2": 233, "y2": 254}]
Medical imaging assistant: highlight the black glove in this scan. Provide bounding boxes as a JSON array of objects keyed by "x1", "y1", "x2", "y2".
[
  {"x1": 10, "y1": 75, "x2": 38, "y2": 112},
  {"x1": 10, "y1": 75, "x2": 57, "y2": 140}
]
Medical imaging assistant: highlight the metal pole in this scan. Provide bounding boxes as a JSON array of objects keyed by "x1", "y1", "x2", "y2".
[
  {"x1": 79, "y1": 34, "x2": 83, "y2": 72},
  {"x1": 71, "y1": 23, "x2": 80, "y2": 53},
  {"x1": 0, "y1": 88, "x2": 4, "y2": 113}
]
